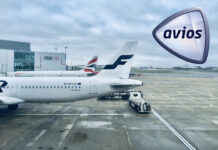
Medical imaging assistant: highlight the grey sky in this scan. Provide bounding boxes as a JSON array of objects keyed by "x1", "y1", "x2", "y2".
[{"x1": 0, "y1": 0, "x2": 217, "y2": 67}]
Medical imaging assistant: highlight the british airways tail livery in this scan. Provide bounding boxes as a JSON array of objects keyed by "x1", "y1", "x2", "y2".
[
  {"x1": 6, "y1": 56, "x2": 98, "y2": 77},
  {"x1": 0, "y1": 41, "x2": 142, "y2": 110},
  {"x1": 83, "y1": 56, "x2": 99, "y2": 75}
]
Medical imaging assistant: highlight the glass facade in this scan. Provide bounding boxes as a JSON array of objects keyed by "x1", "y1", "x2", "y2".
[{"x1": 14, "y1": 51, "x2": 34, "y2": 71}]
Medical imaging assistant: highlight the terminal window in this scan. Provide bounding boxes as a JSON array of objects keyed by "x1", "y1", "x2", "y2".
[{"x1": 14, "y1": 51, "x2": 34, "y2": 71}]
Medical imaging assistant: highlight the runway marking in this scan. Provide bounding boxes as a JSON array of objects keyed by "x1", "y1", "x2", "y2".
[
  {"x1": 57, "y1": 122, "x2": 75, "y2": 149},
  {"x1": 0, "y1": 141, "x2": 8, "y2": 148},
  {"x1": 51, "y1": 105, "x2": 62, "y2": 113},
  {"x1": 26, "y1": 129, "x2": 47, "y2": 147},
  {"x1": 8, "y1": 113, "x2": 140, "y2": 116},
  {"x1": 212, "y1": 120, "x2": 218, "y2": 125},
  {"x1": 122, "y1": 119, "x2": 132, "y2": 149},
  {"x1": 152, "y1": 109, "x2": 196, "y2": 150},
  {"x1": 64, "y1": 123, "x2": 74, "y2": 130}
]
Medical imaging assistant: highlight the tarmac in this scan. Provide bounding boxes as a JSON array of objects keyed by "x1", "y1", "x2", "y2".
[{"x1": 0, "y1": 71, "x2": 218, "y2": 150}]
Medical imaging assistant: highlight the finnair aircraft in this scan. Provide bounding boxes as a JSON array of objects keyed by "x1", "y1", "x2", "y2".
[
  {"x1": 6, "y1": 56, "x2": 98, "y2": 77},
  {"x1": 0, "y1": 41, "x2": 142, "y2": 110}
]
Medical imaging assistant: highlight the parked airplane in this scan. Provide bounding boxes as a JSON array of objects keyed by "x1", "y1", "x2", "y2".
[
  {"x1": 0, "y1": 41, "x2": 142, "y2": 110},
  {"x1": 6, "y1": 56, "x2": 98, "y2": 77}
]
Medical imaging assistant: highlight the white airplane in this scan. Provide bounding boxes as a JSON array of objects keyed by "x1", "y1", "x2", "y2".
[
  {"x1": 6, "y1": 56, "x2": 98, "y2": 77},
  {"x1": 0, "y1": 41, "x2": 142, "y2": 110}
]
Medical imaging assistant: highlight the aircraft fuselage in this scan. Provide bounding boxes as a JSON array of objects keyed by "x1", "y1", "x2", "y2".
[{"x1": 0, "y1": 77, "x2": 142, "y2": 103}]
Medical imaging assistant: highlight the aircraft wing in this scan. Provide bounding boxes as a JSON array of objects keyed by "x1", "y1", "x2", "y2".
[{"x1": 0, "y1": 96, "x2": 24, "y2": 105}]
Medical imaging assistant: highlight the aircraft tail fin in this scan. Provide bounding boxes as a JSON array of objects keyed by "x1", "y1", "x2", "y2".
[
  {"x1": 83, "y1": 56, "x2": 98, "y2": 74},
  {"x1": 96, "y1": 41, "x2": 137, "y2": 79}
]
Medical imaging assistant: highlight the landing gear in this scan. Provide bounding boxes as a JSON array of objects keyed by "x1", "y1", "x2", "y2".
[{"x1": 8, "y1": 104, "x2": 18, "y2": 111}]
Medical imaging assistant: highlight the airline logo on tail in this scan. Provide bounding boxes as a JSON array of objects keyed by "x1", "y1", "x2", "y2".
[
  {"x1": 83, "y1": 56, "x2": 98, "y2": 74},
  {"x1": 0, "y1": 80, "x2": 8, "y2": 93},
  {"x1": 86, "y1": 56, "x2": 98, "y2": 68},
  {"x1": 104, "y1": 55, "x2": 133, "y2": 69}
]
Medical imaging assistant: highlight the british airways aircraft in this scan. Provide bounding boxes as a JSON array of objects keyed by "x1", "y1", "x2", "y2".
[
  {"x1": 6, "y1": 56, "x2": 98, "y2": 77},
  {"x1": 0, "y1": 41, "x2": 142, "y2": 110}
]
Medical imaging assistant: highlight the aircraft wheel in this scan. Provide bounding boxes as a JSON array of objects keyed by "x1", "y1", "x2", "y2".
[
  {"x1": 136, "y1": 106, "x2": 140, "y2": 112},
  {"x1": 129, "y1": 101, "x2": 132, "y2": 106},
  {"x1": 8, "y1": 104, "x2": 18, "y2": 111},
  {"x1": 147, "y1": 103, "x2": 151, "y2": 111},
  {"x1": 129, "y1": 101, "x2": 135, "y2": 108}
]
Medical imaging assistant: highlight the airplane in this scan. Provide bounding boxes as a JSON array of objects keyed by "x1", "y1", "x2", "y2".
[
  {"x1": 0, "y1": 41, "x2": 143, "y2": 110},
  {"x1": 6, "y1": 56, "x2": 98, "y2": 77}
]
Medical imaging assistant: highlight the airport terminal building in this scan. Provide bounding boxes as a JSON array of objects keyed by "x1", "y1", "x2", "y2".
[{"x1": 0, "y1": 40, "x2": 66, "y2": 72}]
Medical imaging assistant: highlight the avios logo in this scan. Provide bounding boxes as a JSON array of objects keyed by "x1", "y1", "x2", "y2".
[
  {"x1": 163, "y1": 26, "x2": 202, "y2": 39},
  {"x1": 153, "y1": 7, "x2": 210, "y2": 64}
]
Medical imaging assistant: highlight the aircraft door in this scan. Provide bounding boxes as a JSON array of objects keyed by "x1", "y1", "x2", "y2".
[{"x1": 89, "y1": 80, "x2": 97, "y2": 94}]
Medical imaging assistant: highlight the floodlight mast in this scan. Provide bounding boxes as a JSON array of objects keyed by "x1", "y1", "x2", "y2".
[{"x1": 64, "y1": 46, "x2": 68, "y2": 66}]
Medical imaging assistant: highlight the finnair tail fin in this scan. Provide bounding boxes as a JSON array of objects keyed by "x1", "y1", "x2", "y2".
[
  {"x1": 97, "y1": 41, "x2": 138, "y2": 79},
  {"x1": 83, "y1": 56, "x2": 98, "y2": 74}
]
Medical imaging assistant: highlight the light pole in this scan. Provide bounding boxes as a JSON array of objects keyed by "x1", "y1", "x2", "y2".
[{"x1": 64, "y1": 46, "x2": 68, "y2": 66}]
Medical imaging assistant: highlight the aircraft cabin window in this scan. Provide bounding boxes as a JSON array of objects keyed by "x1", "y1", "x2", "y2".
[
  {"x1": 32, "y1": 86, "x2": 34, "y2": 88},
  {"x1": 21, "y1": 86, "x2": 24, "y2": 88},
  {"x1": 36, "y1": 86, "x2": 38, "y2": 88},
  {"x1": 50, "y1": 86, "x2": 52, "y2": 88},
  {"x1": 75, "y1": 86, "x2": 77, "y2": 88},
  {"x1": 65, "y1": 86, "x2": 67, "y2": 88},
  {"x1": 43, "y1": 86, "x2": 45, "y2": 88},
  {"x1": 47, "y1": 86, "x2": 49, "y2": 88},
  {"x1": 61, "y1": 86, "x2": 63, "y2": 88},
  {"x1": 39, "y1": 86, "x2": 41, "y2": 88},
  {"x1": 25, "y1": 86, "x2": 27, "y2": 88},
  {"x1": 29, "y1": 86, "x2": 31, "y2": 89},
  {"x1": 72, "y1": 86, "x2": 74, "y2": 88},
  {"x1": 7, "y1": 86, "x2": 9, "y2": 88},
  {"x1": 68, "y1": 86, "x2": 70, "y2": 88},
  {"x1": 54, "y1": 86, "x2": 56, "y2": 88},
  {"x1": 57, "y1": 86, "x2": 59, "y2": 88}
]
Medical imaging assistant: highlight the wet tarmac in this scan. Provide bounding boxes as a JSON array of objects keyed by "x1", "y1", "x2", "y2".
[{"x1": 0, "y1": 71, "x2": 218, "y2": 150}]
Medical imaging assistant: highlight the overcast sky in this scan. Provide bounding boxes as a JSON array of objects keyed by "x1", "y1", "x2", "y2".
[{"x1": 0, "y1": 0, "x2": 217, "y2": 67}]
